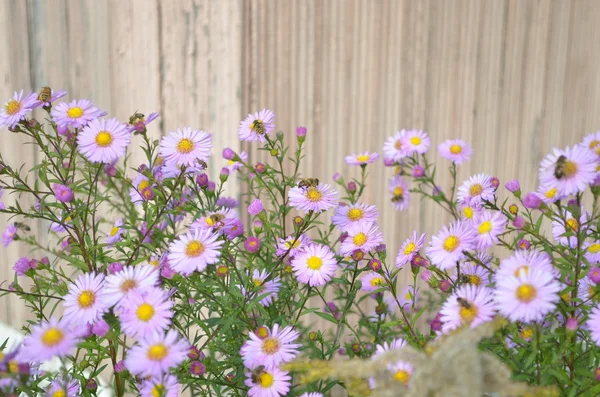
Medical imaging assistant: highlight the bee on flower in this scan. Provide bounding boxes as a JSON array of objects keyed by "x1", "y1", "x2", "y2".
[
  {"x1": 539, "y1": 146, "x2": 597, "y2": 197},
  {"x1": 288, "y1": 181, "x2": 338, "y2": 213},
  {"x1": 238, "y1": 109, "x2": 276, "y2": 143},
  {"x1": 388, "y1": 176, "x2": 410, "y2": 211}
]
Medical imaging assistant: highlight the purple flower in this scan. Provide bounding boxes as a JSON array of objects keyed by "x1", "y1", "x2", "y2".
[
  {"x1": 57, "y1": 124, "x2": 69, "y2": 136},
  {"x1": 368, "y1": 259, "x2": 382, "y2": 272},
  {"x1": 420, "y1": 269, "x2": 433, "y2": 282},
  {"x1": 254, "y1": 162, "x2": 266, "y2": 174},
  {"x1": 589, "y1": 267, "x2": 600, "y2": 284},
  {"x1": 190, "y1": 361, "x2": 206, "y2": 376},
  {"x1": 384, "y1": 158, "x2": 395, "y2": 167},
  {"x1": 517, "y1": 239, "x2": 531, "y2": 250},
  {"x1": 523, "y1": 193, "x2": 542, "y2": 209},
  {"x1": 430, "y1": 312, "x2": 443, "y2": 333},
  {"x1": 332, "y1": 172, "x2": 341, "y2": 182},
  {"x1": 224, "y1": 218, "x2": 244, "y2": 240},
  {"x1": 347, "y1": 182, "x2": 357, "y2": 192},
  {"x1": 296, "y1": 126, "x2": 307, "y2": 137},
  {"x1": 245, "y1": 236, "x2": 261, "y2": 253},
  {"x1": 161, "y1": 263, "x2": 176, "y2": 279},
  {"x1": 222, "y1": 147, "x2": 236, "y2": 160},
  {"x1": 412, "y1": 165, "x2": 424, "y2": 177},
  {"x1": 108, "y1": 262, "x2": 123, "y2": 274},
  {"x1": 248, "y1": 199, "x2": 264, "y2": 216},
  {"x1": 13, "y1": 257, "x2": 31, "y2": 276},
  {"x1": 92, "y1": 319, "x2": 110, "y2": 337},
  {"x1": 2, "y1": 223, "x2": 18, "y2": 247},
  {"x1": 566, "y1": 317, "x2": 578, "y2": 332},
  {"x1": 439, "y1": 280, "x2": 451, "y2": 293},
  {"x1": 207, "y1": 181, "x2": 216, "y2": 192},
  {"x1": 490, "y1": 177, "x2": 500, "y2": 189},
  {"x1": 196, "y1": 173, "x2": 208, "y2": 187},
  {"x1": 505, "y1": 179, "x2": 520, "y2": 193},
  {"x1": 220, "y1": 167, "x2": 230, "y2": 176},
  {"x1": 216, "y1": 196, "x2": 239, "y2": 209},
  {"x1": 512, "y1": 216, "x2": 525, "y2": 229}
]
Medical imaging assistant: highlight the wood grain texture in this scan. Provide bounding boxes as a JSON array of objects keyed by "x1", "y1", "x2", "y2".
[{"x1": 1, "y1": 1, "x2": 600, "y2": 336}]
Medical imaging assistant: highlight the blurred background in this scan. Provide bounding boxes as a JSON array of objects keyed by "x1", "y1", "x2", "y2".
[{"x1": 1, "y1": 0, "x2": 600, "y2": 329}]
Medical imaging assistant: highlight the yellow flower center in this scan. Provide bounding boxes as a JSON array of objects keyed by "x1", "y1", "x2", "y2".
[
  {"x1": 261, "y1": 337, "x2": 280, "y2": 354},
  {"x1": 393, "y1": 187, "x2": 404, "y2": 196},
  {"x1": 78, "y1": 290, "x2": 95, "y2": 308},
  {"x1": 468, "y1": 275, "x2": 481, "y2": 286},
  {"x1": 206, "y1": 217, "x2": 215, "y2": 226},
  {"x1": 394, "y1": 369, "x2": 411, "y2": 385},
  {"x1": 148, "y1": 344, "x2": 168, "y2": 361},
  {"x1": 256, "y1": 326, "x2": 269, "y2": 338},
  {"x1": 356, "y1": 155, "x2": 370, "y2": 162},
  {"x1": 463, "y1": 207, "x2": 474, "y2": 219},
  {"x1": 562, "y1": 160, "x2": 577, "y2": 178},
  {"x1": 185, "y1": 240, "x2": 205, "y2": 257},
  {"x1": 0, "y1": 352, "x2": 3, "y2": 360},
  {"x1": 410, "y1": 136, "x2": 421, "y2": 145},
  {"x1": 305, "y1": 187, "x2": 322, "y2": 202},
  {"x1": 469, "y1": 183, "x2": 483, "y2": 196},
  {"x1": 307, "y1": 256, "x2": 323, "y2": 270},
  {"x1": 258, "y1": 372, "x2": 274, "y2": 388},
  {"x1": 514, "y1": 265, "x2": 529, "y2": 278},
  {"x1": 67, "y1": 107, "x2": 84, "y2": 118},
  {"x1": 138, "y1": 180, "x2": 150, "y2": 191},
  {"x1": 394, "y1": 140, "x2": 402, "y2": 150},
  {"x1": 8, "y1": 360, "x2": 18, "y2": 374},
  {"x1": 404, "y1": 291, "x2": 412, "y2": 300},
  {"x1": 589, "y1": 286, "x2": 598, "y2": 302},
  {"x1": 544, "y1": 187, "x2": 557, "y2": 199},
  {"x1": 284, "y1": 239, "x2": 301, "y2": 249},
  {"x1": 347, "y1": 208, "x2": 364, "y2": 221},
  {"x1": 110, "y1": 226, "x2": 120, "y2": 236},
  {"x1": 478, "y1": 220, "x2": 492, "y2": 235},
  {"x1": 120, "y1": 279, "x2": 137, "y2": 292},
  {"x1": 253, "y1": 278, "x2": 264, "y2": 287},
  {"x1": 459, "y1": 304, "x2": 478, "y2": 323},
  {"x1": 516, "y1": 284, "x2": 537, "y2": 302},
  {"x1": 588, "y1": 243, "x2": 600, "y2": 254},
  {"x1": 450, "y1": 144, "x2": 462, "y2": 154},
  {"x1": 509, "y1": 204, "x2": 518, "y2": 214},
  {"x1": 137, "y1": 303, "x2": 155, "y2": 322},
  {"x1": 176, "y1": 138, "x2": 194, "y2": 154},
  {"x1": 95, "y1": 131, "x2": 113, "y2": 147},
  {"x1": 227, "y1": 159, "x2": 236, "y2": 166},
  {"x1": 590, "y1": 140, "x2": 600, "y2": 149},
  {"x1": 403, "y1": 242, "x2": 417, "y2": 255},
  {"x1": 151, "y1": 384, "x2": 165, "y2": 397},
  {"x1": 521, "y1": 328, "x2": 534, "y2": 340},
  {"x1": 566, "y1": 218, "x2": 578, "y2": 231},
  {"x1": 561, "y1": 292, "x2": 571, "y2": 302},
  {"x1": 353, "y1": 232, "x2": 367, "y2": 246},
  {"x1": 53, "y1": 390, "x2": 66, "y2": 397},
  {"x1": 442, "y1": 235, "x2": 460, "y2": 252},
  {"x1": 41, "y1": 327, "x2": 64, "y2": 347},
  {"x1": 370, "y1": 277, "x2": 384, "y2": 287},
  {"x1": 5, "y1": 100, "x2": 21, "y2": 115},
  {"x1": 150, "y1": 259, "x2": 160, "y2": 268}
]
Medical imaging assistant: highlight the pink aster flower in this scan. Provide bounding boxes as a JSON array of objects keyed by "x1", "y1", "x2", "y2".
[
  {"x1": 399, "y1": 285, "x2": 419, "y2": 309},
  {"x1": 344, "y1": 152, "x2": 380, "y2": 166},
  {"x1": 167, "y1": 228, "x2": 224, "y2": 275},
  {"x1": 238, "y1": 109, "x2": 276, "y2": 142},
  {"x1": 52, "y1": 183, "x2": 74, "y2": 203},
  {"x1": 119, "y1": 287, "x2": 174, "y2": 339},
  {"x1": 248, "y1": 199, "x2": 264, "y2": 215},
  {"x1": 62, "y1": 272, "x2": 109, "y2": 327},
  {"x1": 140, "y1": 374, "x2": 180, "y2": 397},
  {"x1": 456, "y1": 174, "x2": 495, "y2": 206},
  {"x1": 77, "y1": 118, "x2": 130, "y2": 163},
  {"x1": 581, "y1": 131, "x2": 600, "y2": 157},
  {"x1": 245, "y1": 367, "x2": 291, "y2": 397},
  {"x1": 539, "y1": 145, "x2": 597, "y2": 196},
  {"x1": 291, "y1": 244, "x2": 337, "y2": 286},
  {"x1": 495, "y1": 249, "x2": 556, "y2": 281},
  {"x1": 383, "y1": 130, "x2": 409, "y2": 162},
  {"x1": 403, "y1": 129, "x2": 431, "y2": 155},
  {"x1": 50, "y1": 212, "x2": 73, "y2": 233},
  {"x1": 374, "y1": 338, "x2": 407, "y2": 356},
  {"x1": 339, "y1": 221, "x2": 384, "y2": 256},
  {"x1": 396, "y1": 231, "x2": 426, "y2": 268},
  {"x1": 245, "y1": 236, "x2": 261, "y2": 253},
  {"x1": 106, "y1": 219, "x2": 124, "y2": 245},
  {"x1": 578, "y1": 276, "x2": 600, "y2": 305},
  {"x1": 360, "y1": 272, "x2": 387, "y2": 293},
  {"x1": 288, "y1": 182, "x2": 338, "y2": 213},
  {"x1": 471, "y1": 210, "x2": 507, "y2": 250},
  {"x1": 18, "y1": 317, "x2": 81, "y2": 362},
  {"x1": 588, "y1": 305, "x2": 600, "y2": 346},
  {"x1": 551, "y1": 208, "x2": 589, "y2": 248},
  {"x1": 127, "y1": 112, "x2": 159, "y2": 134},
  {"x1": 125, "y1": 330, "x2": 189, "y2": 378},
  {"x1": 494, "y1": 268, "x2": 561, "y2": 322},
  {"x1": 331, "y1": 202, "x2": 379, "y2": 230},
  {"x1": 2, "y1": 223, "x2": 17, "y2": 247},
  {"x1": 440, "y1": 285, "x2": 496, "y2": 333},
  {"x1": 275, "y1": 234, "x2": 311, "y2": 257},
  {"x1": 48, "y1": 378, "x2": 80, "y2": 397},
  {"x1": 389, "y1": 176, "x2": 410, "y2": 211},
  {"x1": 129, "y1": 174, "x2": 153, "y2": 205},
  {"x1": 190, "y1": 209, "x2": 236, "y2": 235},
  {"x1": 584, "y1": 241, "x2": 600, "y2": 264},
  {"x1": 535, "y1": 183, "x2": 566, "y2": 204},
  {"x1": 425, "y1": 221, "x2": 476, "y2": 270},
  {"x1": 438, "y1": 139, "x2": 473, "y2": 164},
  {"x1": 159, "y1": 127, "x2": 213, "y2": 167},
  {"x1": 457, "y1": 262, "x2": 490, "y2": 287},
  {"x1": 241, "y1": 324, "x2": 300, "y2": 370},
  {"x1": 245, "y1": 269, "x2": 281, "y2": 306},
  {"x1": 51, "y1": 99, "x2": 106, "y2": 129},
  {"x1": 217, "y1": 196, "x2": 239, "y2": 209},
  {"x1": 225, "y1": 150, "x2": 248, "y2": 172},
  {"x1": 103, "y1": 264, "x2": 159, "y2": 307},
  {"x1": 0, "y1": 90, "x2": 40, "y2": 129},
  {"x1": 224, "y1": 218, "x2": 244, "y2": 240}
]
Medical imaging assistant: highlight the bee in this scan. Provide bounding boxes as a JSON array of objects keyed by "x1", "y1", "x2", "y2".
[
  {"x1": 37, "y1": 86, "x2": 52, "y2": 102},
  {"x1": 298, "y1": 178, "x2": 319, "y2": 189},
  {"x1": 250, "y1": 365, "x2": 267, "y2": 384},
  {"x1": 207, "y1": 213, "x2": 226, "y2": 229},
  {"x1": 128, "y1": 112, "x2": 145, "y2": 125},
  {"x1": 251, "y1": 119, "x2": 266, "y2": 135},
  {"x1": 456, "y1": 297, "x2": 472, "y2": 309},
  {"x1": 197, "y1": 160, "x2": 208, "y2": 169},
  {"x1": 459, "y1": 274, "x2": 471, "y2": 284},
  {"x1": 554, "y1": 155, "x2": 568, "y2": 179},
  {"x1": 391, "y1": 193, "x2": 404, "y2": 202},
  {"x1": 14, "y1": 222, "x2": 31, "y2": 231}
]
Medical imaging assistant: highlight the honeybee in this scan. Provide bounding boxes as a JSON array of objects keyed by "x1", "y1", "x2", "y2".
[
  {"x1": 37, "y1": 86, "x2": 51, "y2": 102},
  {"x1": 391, "y1": 193, "x2": 404, "y2": 202},
  {"x1": 298, "y1": 178, "x2": 319, "y2": 189},
  {"x1": 459, "y1": 274, "x2": 471, "y2": 284},
  {"x1": 250, "y1": 365, "x2": 267, "y2": 384},
  {"x1": 251, "y1": 119, "x2": 266, "y2": 135},
  {"x1": 128, "y1": 112, "x2": 145, "y2": 125},
  {"x1": 14, "y1": 222, "x2": 30, "y2": 231},
  {"x1": 456, "y1": 297, "x2": 471, "y2": 309},
  {"x1": 197, "y1": 160, "x2": 208, "y2": 169},
  {"x1": 554, "y1": 155, "x2": 567, "y2": 179},
  {"x1": 207, "y1": 213, "x2": 226, "y2": 229}
]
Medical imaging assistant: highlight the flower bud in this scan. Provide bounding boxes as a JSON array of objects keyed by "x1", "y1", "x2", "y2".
[
  {"x1": 352, "y1": 250, "x2": 364, "y2": 261},
  {"x1": 222, "y1": 147, "x2": 236, "y2": 160},
  {"x1": 508, "y1": 204, "x2": 518, "y2": 215},
  {"x1": 439, "y1": 279, "x2": 451, "y2": 293},
  {"x1": 512, "y1": 216, "x2": 525, "y2": 229},
  {"x1": 412, "y1": 165, "x2": 425, "y2": 177},
  {"x1": 368, "y1": 259, "x2": 382, "y2": 272},
  {"x1": 595, "y1": 367, "x2": 600, "y2": 381},
  {"x1": 347, "y1": 181, "x2": 357, "y2": 192},
  {"x1": 245, "y1": 236, "x2": 261, "y2": 253},
  {"x1": 207, "y1": 181, "x2": 216, "y2": 192},
  {"x1": 188, "y1": 346, "x2": 201, "y2": 360},
  {"x1": 384, "y1": 158, "x2": 395, "y2": 167},
  {"x1": 108, "y1": 262, "x2": 123, "y2": 274},
  {"x1": 196, "y1": 173, "x2": 209, "y2": 187},
  {"x1": 420, "y1": 269, "x2": 432, "y2": 282},
  {"x1": 566, "y1": 317, "x2": 578, "y2": 332},
  {"x1": 220, "y1": 167, "x2": 230, "y2": 182},
  {"x1": 490, "y1": 177, "x2": 500, "y2": 189},
  {"x1": 248, "y1": 199, "x2": 264, "y2": 216},
  {"x1": 104, "y1": 164, "x2": 117, "y2": 177},
  {"x1": 351, "y1": 342, "x2": 361, "y2": 353},
  {"x1": 270, "y1": 148, "x2": 278, "y2": 156},
  {"x1": 308, "y1": 331, "x2": 317, "y2": 341},
  {"x1": 589, "y1": 267, "x2": 600, "y2": 284},
  {"x1": 57, "y1": 124, "x2": 69, "y2": 136},
  {"x1": 505, "y1": 179, "x2": 520, "y2": 193},
  {"x1": 216, "y1": 264, "x2": 229, "y2": 277},
  {"x1": 430, "y1": 312, "x2": 442, "y2": 332},
  {"x1": 333, "y1": 172, "x2": 341, "y2": 182},
  {"x1": 254, "y1": 162, "x2": 266, "y2": 174},
  {"x1": 293, "y1": 216, "x2": 303, "y2": 227},
  {"x1": 523, "y1": 192, "x2": 541, "y2": 209},
  {"x1": 517, "y1": 239, "x2": 531, "y2": 250},
  {"x1": 92, "y1": 319, "x2": 110, "y2": 337},
  {"x1": 86, "y1": 379, "x2": 98, "y2": 392},
  {"x1": 190, "y1": 361, "x2": 206, "y2": 376}
]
